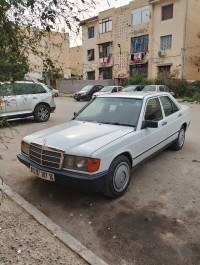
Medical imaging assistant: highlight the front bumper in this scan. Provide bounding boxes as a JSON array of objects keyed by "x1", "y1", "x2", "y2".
[
  {"x1": 74, "y1": 94, "x2": 87, "y2": 100},
  {"x1": 17, "y1": 153, "x2": 107, "y2": 192}
]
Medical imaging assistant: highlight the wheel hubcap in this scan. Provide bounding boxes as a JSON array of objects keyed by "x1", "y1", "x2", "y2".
[
  {"x1": 113, "y1": 162, "x2": 130, "y2": 192},
  {"x1": 38, "y1": 108, "x2": 48, "y2": 120},
  {"x1": 178, "y1": 129, "x2": 185, "y2": 147}
]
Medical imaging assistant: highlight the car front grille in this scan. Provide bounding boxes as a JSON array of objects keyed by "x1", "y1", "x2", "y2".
[{"x1": 29, "y1": 143, "x2": 64, "y2": 170}]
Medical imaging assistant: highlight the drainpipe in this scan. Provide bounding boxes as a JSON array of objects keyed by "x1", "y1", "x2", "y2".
[{"x1": 182, "y1": 0, "x2": 189, "y2": 78}]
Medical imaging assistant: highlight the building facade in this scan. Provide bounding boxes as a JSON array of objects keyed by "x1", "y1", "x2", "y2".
[
  {"x1": 81, "y1": 0, "x2": 200, "y2": 82},
  {"x1": 27, "y1": 30, "x2": 71, "y2": 80},
  {"x1": 70, "y1": 45, "x2": 83, "y2": 78}
]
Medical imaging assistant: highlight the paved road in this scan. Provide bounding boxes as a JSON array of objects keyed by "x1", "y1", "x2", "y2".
[{"x1": 0, "y1": 97, "x2": 200, "y2": 265}]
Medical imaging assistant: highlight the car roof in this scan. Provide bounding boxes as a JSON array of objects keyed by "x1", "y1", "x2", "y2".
[
  {"x1": 95, "y1": 91, "x2": 172, "y2": 99},
  {"x1": 0, "y1": 81, "x2": 42, "y2": 85}
]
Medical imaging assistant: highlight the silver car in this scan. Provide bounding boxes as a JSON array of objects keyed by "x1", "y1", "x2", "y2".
[
  {"x1": 0, "y1": 81, "x2": 56, "y2": 122},
  {"x1": 143, "y1": 85, "x2": 175, "y2": 96}
]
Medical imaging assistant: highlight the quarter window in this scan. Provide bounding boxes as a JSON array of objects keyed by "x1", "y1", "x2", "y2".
[
  {"x1": 145, "y1": 98, "x2": 163, "y2": 121},
  {"x1": 162, "y1": 4, "x2": 173, "y2": 21},
  {"x1": 99, "y1": 17, "x2": 112, "y2": 34},
  {"x1": 160, "y1": 35, "x2": 172, "y2": 50},
  {"x1": 160, "y1": 96, "x2": 179, "y2": 116}
]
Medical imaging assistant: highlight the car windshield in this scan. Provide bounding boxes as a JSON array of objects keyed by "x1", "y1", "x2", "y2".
[
  {"x1": 123, "y1": 86, "x2": 137, "y2": 92},
  {"x1": 100, "y1": 86, "x2": 113, "y2": 92},
  {"x1": 81, "y1": 85, "x2": 93, "y2": 91},
  {"x1": 143, "y1": 85, "x2": 156, "y2": 92},
  {"x1": 74, "y1": 97, "x2": 142, "y2": 127}
]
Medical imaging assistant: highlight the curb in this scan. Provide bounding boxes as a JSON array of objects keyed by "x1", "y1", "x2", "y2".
[{"x1": 0, "y1": 182, "x2": 109, "y2": 265}]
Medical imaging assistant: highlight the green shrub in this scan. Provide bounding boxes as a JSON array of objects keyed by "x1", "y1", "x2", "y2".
[{"x1": 124, "y1": 76, "x2": 153, "y2": 86}]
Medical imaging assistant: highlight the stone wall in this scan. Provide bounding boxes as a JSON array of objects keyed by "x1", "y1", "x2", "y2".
[{"x1": 56, "y1": 79, "x2": 115, "y2": 93}]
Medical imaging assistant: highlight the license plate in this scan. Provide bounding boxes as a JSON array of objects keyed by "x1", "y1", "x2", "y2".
[{"x1": 30, "y1": 166, "x2": 55, "y2": 181}]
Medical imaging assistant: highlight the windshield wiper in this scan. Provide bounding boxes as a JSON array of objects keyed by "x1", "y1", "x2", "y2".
[{"x1": 100, "y1": 121, "x2": 135, "y2": 127}]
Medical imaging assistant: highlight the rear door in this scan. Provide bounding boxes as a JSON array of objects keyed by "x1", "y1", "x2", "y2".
[{"x1": 159, "y1": 95, "x2": 181, "y2": 142}]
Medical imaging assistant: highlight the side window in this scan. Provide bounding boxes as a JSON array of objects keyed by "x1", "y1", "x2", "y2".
[
  {"x1": 1, "y1": 84, "x2": 14, "y2": 96},
  {"x1": 118, "y1": 87, "x2": 123, "y2": 91},
  {"x1": 112, "y1": 87, "x2": 117, "y2": 93},
  {"x1": 159, "y1": 86, "x2": 164, "y2": 92},
  {"x1": 145, "y1": 98, "x2": 163, "y2": 121},
  {"x1": 34, "y1": 84, "x2": 46, "y2": 94},
  {"x1": 164, "y1": 86, "x2": 169, "y2": 92},
  {"x1": 160, "y1": 96, "x2": 179, "y2": 116}
]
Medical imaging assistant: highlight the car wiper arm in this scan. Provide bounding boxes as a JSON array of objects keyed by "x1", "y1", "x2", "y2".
[{"x1": 100, "y1": 121, "x2": 135, "y2": 127}]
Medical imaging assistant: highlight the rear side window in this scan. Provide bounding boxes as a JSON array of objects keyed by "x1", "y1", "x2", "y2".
[
  {"x1": 145, "y1": 97, "x2": 163, "y2": 121},
  {"x1": 118, "y1": 87, "x2": 123, "y2": 91},
  {"x1": 160, "y1": 96, "x2": 179, "y2": 116}
]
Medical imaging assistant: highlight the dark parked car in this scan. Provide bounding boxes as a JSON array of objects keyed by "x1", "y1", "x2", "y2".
[
  {"x1": 122, "y1": 85, "x2": 144, "y2": 92},
  {"x1": 74, "y1": 85, "x2": 104, "y2": 101}
]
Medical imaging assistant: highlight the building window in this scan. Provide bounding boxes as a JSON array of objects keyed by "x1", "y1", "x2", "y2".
[
  {"x1": 87, "y1": 71, "x2": 95, "y2": 80},
  {"x1": 99, "y1": 43, "x2": 112, "y2": 58},
  {"x1": 131, "y1": 5, "x2": 149, "y2": 26},
  {"x1": 131, "y1": 35, "x2": 149, "y2": 53},
  {"x1": 160, "y1": 35, "x2": 172, "y2": 50},
  {"x1": 99, "y1": 67, "x2": 112, "y2": 79},
  {"x1": 130, "y1": 63, "x2": 148, "y2": 78},
  {"x1": 88, "y1": 26, "x2": 94, "y2": 38},
  {"x1": 99, "y1": 17, "x2": 112, "y2": 34},
  {"x1": 158, "y1": 65, "x2": 171, "y2": 73},
  {"x1": 87, "y1": 49, "x2": 95, "y2": 61},
  {"x1": 162, "y1": 4, "x2": 173, "y2": 21}
]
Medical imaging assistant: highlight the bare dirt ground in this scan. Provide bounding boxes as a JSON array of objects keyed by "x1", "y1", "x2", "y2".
[
  {"x1": 0, "y1": 193, "x2": 88, "y2": 265},
  {"x1": 0, "y1": 97, "x2": 200, "y2": 265}
]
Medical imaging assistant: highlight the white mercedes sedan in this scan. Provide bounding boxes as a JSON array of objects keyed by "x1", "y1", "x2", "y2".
[{"x1": 18, "y1": 92, "x2": 190, "y2": 198}]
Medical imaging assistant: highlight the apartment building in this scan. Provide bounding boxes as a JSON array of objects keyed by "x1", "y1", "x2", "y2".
[
  {"x1": 27, "y1": 29, "x2": 71, "y2": 80},
  {"x1": 81, "y1": 0, "x2": 200, "y2": 82}
]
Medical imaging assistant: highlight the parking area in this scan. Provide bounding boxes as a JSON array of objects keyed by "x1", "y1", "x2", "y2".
[{"x1": 0, "y1": 96, "x2": 200, "y2": 265}]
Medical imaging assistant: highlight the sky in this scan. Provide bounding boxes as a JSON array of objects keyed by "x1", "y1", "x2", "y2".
[{"x1": 70, "y1": 0, "x2": 131, "y2": 47}]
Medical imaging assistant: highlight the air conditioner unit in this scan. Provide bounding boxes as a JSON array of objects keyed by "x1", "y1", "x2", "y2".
[{"x1": 158, "y1": 50, "x2": 165, "y2": 57}]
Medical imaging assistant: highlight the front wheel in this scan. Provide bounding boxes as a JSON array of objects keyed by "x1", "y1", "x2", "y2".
[
  {"x1": 170, "y1": 126, "x2": 185, "y2": 151},
  {"x1": 102, "y1": 155, "x2": 131, "y2": 198},
  {"x1": 34, "y1": 104, "x2": 50, "y2": 122}
]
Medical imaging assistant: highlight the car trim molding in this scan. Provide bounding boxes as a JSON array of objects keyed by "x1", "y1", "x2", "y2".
[{"x1": 133, "y1": 130, "x2": 179, "y2": 160}]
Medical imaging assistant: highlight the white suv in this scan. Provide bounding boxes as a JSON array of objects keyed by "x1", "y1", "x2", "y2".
[{"x1": 0, "y1": 81, "x2": 56, "y2": 122}]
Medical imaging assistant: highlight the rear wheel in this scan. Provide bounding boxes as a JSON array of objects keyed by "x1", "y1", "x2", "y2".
[
  {"x1": 102, "y1": 155, "x2": 131, "y2": 198},
  {"x1": 170, "y1": 126, "x2": 185, "y2": 151},
  {"x1": 34, "y1": 104, "x2": 50, "y2": 122}
]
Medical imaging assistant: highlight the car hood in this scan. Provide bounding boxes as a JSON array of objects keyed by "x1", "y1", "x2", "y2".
[
  {"x1": 75, "y1": 90, "x2": 88, "y2": 95},
  {"x1": 24, "y1": 120, "x2": 134, "y2": 157}
]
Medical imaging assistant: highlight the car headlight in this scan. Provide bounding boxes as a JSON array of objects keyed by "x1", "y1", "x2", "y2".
[
  {"x1": 21, "y1": 141, "x2": 30, "y2": 155},
  {"x1": 63, "y1": 155, "x2": 100, "y2": 173},
  {"x1": 82, "y1": 93, "x2": 87, "y2": 96}
]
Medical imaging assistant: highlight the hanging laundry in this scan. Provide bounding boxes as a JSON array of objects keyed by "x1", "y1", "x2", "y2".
[
  {"x1": 107, "y1": 56, "x2": 110, "y2": 63},
  {"x1": 131, "y1": 54, "x2": 134, "y2": 61},
  {"x1": 134, "y1": 53, "x2": 140, "y2": 62}
]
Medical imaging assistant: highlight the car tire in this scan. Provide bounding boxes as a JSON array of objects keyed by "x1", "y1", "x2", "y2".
[
  {"x1": 170, "y1": 126, "x2": 185, "y2": 151},
  {"x1": 102, "y1": 155, "x2": 131, "y2": 198},
  {"x1": 75, "y1": 99, "x2": 80, "y2": 101},
  {"x1": 34, "y1": 104, "x2": 50, "y2": 122},
  {"x1": 86, "y1": 95, "x2": 91, "y2": 101}
]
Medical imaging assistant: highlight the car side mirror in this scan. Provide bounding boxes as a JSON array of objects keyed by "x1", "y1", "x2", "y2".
[
  {"x1": 141, "y1": 120, "x2": 158, "y2": 129},
  {"x1": 74, "y1": 112, "x2": 77, "y2": 116}
]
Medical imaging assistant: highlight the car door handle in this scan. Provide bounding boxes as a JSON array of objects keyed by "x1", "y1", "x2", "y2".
[
  {"x1": 162, "y1": 121, "x2": 167, "y2": 126},
  {"x1": 178, "y1": 113, "x2": 182, "y2": 117},
  {"x1": 9, "y1": 99, "x2": 16, "y2": 102},
  {"x1": 33, "y1": 97, "x2": 38, "y2": 99}
]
